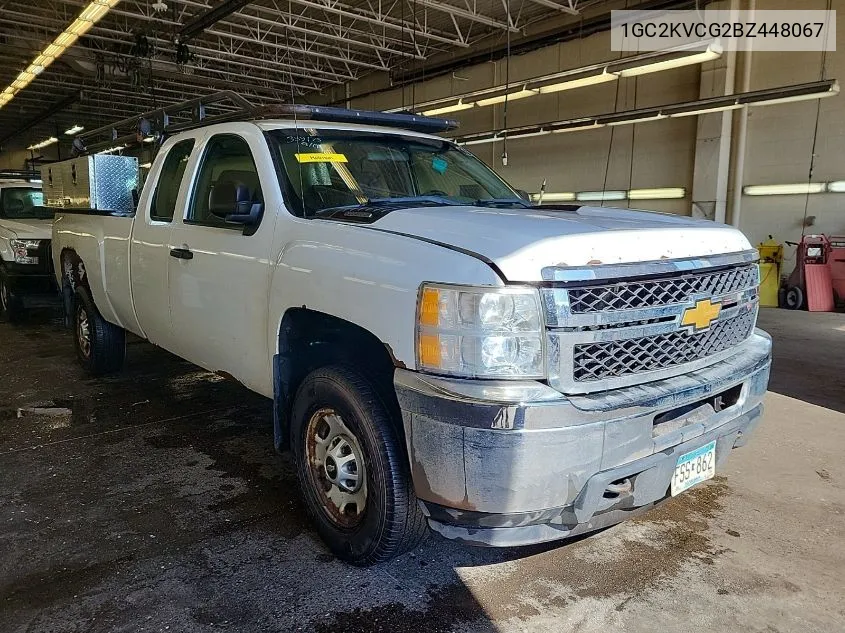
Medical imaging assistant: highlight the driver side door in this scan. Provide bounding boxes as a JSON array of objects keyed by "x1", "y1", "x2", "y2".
[{"x1": 167, "y1": 128, "x2": 278, "y2": 394}]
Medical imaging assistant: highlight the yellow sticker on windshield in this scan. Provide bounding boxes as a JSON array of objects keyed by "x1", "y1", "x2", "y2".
[{"x1": 295, "y1": 152, "x2": 348, "y2": 163}]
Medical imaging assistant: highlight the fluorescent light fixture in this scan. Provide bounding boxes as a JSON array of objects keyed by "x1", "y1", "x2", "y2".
[
  {"x1": 551, "y1": 122, "x2": 605, "y2": 134},
  {"x1": 667, "y1": 104, "x2": 742, "y2": 118},
  {"x1": 55, "y1": 31, "x2": 80, "y2": 47},
  {"x1": 454, "y1": 80, "x2": 838, "y2": 146},
  {"x1": 615, "y1": 46, "x2": 722, "y2": 78},
  {"x1": 461, "y1": 136, "x2": 502, "y2": 146},
  {"x1": 398, "y1": 42, "x2": 724, "y2": 116},
  {"x1": 538, "y1": 71, "x2": 617, "y2": 94},
  {"x1": 43, "y1": 44, "x2": 65, "y2": 58},
  {"x1": 501, "y1": 129, "x2": 550, "y2": 141},
  {"x1": 756, "y1": 88, "x2": 841, "y2": 106},
  {"x1": 827, "y1": 181, "x2": 845, "y2": 193},
  {"x1": 140, "y1": 162, "x2": 152, "y2": 169},
  {"x1": 422, "y1": 100, "x2": 474, "y2": 116},
  {"x1": 65, "y1": 124, "x2": 84, "y2": 135},
  {"x1": 628, "y1": 187, "x2": 686, "y2": 200},
  {"x1": 32, "y1": 54, "x2": 54, "y2": 68},
  {"x1": 27, "y1": 137, "x2": 58, "y2": 151},
  {"x1": 475, "y1": 87, "x2": 538, "y2": 107},
  {"x1": 0, "y1": 1, "x2": 121, "y2": 111},
  {"x1": 79, "y1": 2, "x2": 110, "y2": 22},
  {"x1": 606, "y1": 114, "x2": 665, "y2": 126},
  {"x1": 531, "y1": 192, "x2": 577, "y2": 202},
  {"x1": 67, "y1": 17, "x2": 94, "y2": 35},
  {"x1": 576, "y1": 190, "x2": 627, "y2": 202},
  {"x1": 743, "y1": 183, "x2": 826, "y2": 196}
]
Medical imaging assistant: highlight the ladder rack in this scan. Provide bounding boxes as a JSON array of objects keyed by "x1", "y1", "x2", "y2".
[{"x1": 77, "y1": 92, "x2": 458, "y2": 156}]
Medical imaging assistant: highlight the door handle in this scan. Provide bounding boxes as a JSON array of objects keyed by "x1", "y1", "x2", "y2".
[{"x1": 169, "y1": 247, "x2": 194, "y2": 260}]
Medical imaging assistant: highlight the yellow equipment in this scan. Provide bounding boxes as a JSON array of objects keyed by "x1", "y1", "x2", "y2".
[{"x1": 757, "y1": 237, "x2": 783, "y2": 307}]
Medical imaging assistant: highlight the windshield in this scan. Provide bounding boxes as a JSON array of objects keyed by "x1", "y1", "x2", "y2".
[
  {"x1": 0, "y1": 187, "x2": 48, "y2": 219},
  {"x1": 267, "y1": 129, "x2": 520, "y2": 217}
]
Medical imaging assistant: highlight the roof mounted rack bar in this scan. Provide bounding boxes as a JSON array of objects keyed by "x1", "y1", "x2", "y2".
[
  {"x1": 248, "y1": 104, "x2": 459, "y2": 134},
  {"x1": 79, "y1": 91, "x2": 254, "y2": 154},
  {"x1": 77, "y1": 92, "x2": 459, "y2": 156}
]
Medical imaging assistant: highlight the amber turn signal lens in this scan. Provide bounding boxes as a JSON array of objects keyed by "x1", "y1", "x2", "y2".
[
  {"x1": 418, "y1": 333, "x2": 441, "y2": 368},
  {"x1": 419, "y1": 287, "x2": 440, "y2": 327}
]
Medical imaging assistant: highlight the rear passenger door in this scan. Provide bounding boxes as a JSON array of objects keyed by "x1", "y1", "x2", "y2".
[
  {"x1": 130, "y1": 136, "x2": 196, "y2": 347},
  {"x1": 166, "y1": 127, "x2": 278, "y2": 394}
]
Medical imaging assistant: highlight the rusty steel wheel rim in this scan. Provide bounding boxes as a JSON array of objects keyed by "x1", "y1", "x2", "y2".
[
  {"x1": 76, "y1": 304, "x2": 91, "y2": 359},
  {"x1": 305, "y1": 407, "x2": 367, "y2": 529}
]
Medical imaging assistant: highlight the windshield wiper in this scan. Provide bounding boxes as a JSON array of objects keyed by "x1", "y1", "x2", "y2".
[
  {"x1": 473, "y1": 198, "x2": 533, "y2": 209},
  {"x1": 312, "y1": 195, "x2": 456, "y2": 218}
]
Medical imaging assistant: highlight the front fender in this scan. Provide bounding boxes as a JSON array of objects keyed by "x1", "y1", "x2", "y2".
[{"x1": 267, "y1": 220, "x2": 502, "y2": 370}]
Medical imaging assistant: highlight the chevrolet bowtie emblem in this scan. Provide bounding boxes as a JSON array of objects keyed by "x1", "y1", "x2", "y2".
[{"x1": 681, "y1": 298, "x2": 722, "y2": 331}]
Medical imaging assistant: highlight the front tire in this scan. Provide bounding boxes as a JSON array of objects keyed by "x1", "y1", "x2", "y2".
[
  {"x1": 74, "y1": 286, "x2": 126, "y2": 375},
  {"x1": 291, "y1": 365, "x2": 427, "y2": 565},
  {"x1": 0, "y1": 267, "x2": 24, "y2": 323}
]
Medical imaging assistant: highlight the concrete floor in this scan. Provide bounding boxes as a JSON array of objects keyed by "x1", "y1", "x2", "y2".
[{"x1": 1, "y1": 307, "x2": 843, "y2": 633}]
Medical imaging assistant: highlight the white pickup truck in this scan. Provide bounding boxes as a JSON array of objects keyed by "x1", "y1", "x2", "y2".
[
  {"x1": 0, "y1": 171, "x2": 56, "y2": 321},
  {"x1": 51, "y1": 105, "x2": 771, "y2": 565}
]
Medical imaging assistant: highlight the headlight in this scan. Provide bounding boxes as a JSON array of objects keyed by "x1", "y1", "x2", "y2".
[
  {"x1": 416, "y1": 283, "x2": 545, "y2": 379},
  {"x1": 10, "y1": 239, "x2": 41, "y2": 265}
]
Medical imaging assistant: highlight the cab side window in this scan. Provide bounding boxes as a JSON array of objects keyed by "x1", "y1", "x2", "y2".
[
  {"x1": 150, "y1": 139, "x2": 195, "y2": 222},
  {"x1": 188, "y1": 135, "x2": 263, "y2": 229}
]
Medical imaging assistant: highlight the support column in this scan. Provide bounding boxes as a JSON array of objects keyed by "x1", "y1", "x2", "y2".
[{"x1": 690, "y1": 0, "x2": 740, "y2": 223}]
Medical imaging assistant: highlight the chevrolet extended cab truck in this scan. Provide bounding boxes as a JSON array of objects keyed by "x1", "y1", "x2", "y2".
[
  {"x1": 0, "y1": 171, "x2": 56, "y2": 321},
  {"x1": 52, "y1": 104, "x2": 771, "y2": 565}
]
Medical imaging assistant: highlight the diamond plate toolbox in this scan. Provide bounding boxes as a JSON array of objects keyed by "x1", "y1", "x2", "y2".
[{"x1": 41, "y1": 155, "x2": 138, "y2": 213}]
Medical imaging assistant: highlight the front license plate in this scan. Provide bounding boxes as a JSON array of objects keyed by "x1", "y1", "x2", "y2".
[{"x1": 671, "y1": 440, "x2": 716, "y2": 496}]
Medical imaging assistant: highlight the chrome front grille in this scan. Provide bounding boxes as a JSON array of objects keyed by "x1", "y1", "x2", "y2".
[
  {"x1": 567, "y1": 264, "x2": 759, "y2": 313},
  {"x1": 572, "y1": 308, "x2": 757, "y2": 382},
  {"x1": 541, "y1": 251, "x2": 761, "y2": 395}
]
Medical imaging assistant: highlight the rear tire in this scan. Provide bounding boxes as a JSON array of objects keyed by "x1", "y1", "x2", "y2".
[
  {"x1": 785, "y1": 286, "x2": 804, "y2": 310},
  {"x1": 0, "y1": 267, "x2": 25, "y2": 323},
  {"x1": 74, "y1": 286, "x2": 126, "y2": 375},
  {"x1": 291, "y1": 365, "x2": 427, "y2": 565}
]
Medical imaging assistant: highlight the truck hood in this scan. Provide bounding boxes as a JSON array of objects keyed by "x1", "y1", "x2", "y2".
[
  {"x1": 370, "y1": 205, "x2": 752, "y2": 282},
  {"x1": 0, "y1": 218, "x2": 53, "y2": 241}
]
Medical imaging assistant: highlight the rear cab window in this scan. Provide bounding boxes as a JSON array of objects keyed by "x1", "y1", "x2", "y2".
[
  {"x1": 0, "y1": 187, "x2": 47, "y2": 219},
  {"x1": 150, "y1": 139, "x2": 195, "y2": 222}
]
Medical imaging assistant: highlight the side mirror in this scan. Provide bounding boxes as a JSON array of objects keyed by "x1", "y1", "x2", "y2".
[
  {"x1": 516, "y1": 189, "x2": 531, "y2": 202},
  {"x1": 225, "y1": 201, "x2": 264, "y2": 226}
]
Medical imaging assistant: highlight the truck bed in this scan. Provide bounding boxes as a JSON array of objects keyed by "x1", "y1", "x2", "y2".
[{"x1": 52, "y1": 209, "x2": 143, "y2": 337}]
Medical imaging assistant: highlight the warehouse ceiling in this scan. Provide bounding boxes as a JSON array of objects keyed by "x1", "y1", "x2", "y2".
[{"x1": 0, "y1": 0, "x2": 621, "y2": 150}]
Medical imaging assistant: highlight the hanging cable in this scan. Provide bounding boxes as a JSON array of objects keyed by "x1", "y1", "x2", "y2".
[
  {"x1": 502, "y1": 0, "x2": 511, "y2": 167},
  {"x1": 411, "y1": 0, "x2": 417, "y2": 109},
  {"x1": 600, "y1": 0, "x2": 630, "y2": 207},
  {"x1": 401, "y1": 0, "x2": 407, "y2": 111}
]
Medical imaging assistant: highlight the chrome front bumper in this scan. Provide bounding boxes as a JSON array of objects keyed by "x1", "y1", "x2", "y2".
[{"x1": 394, "y1": 330, "x2": 771, "y2": 547}]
